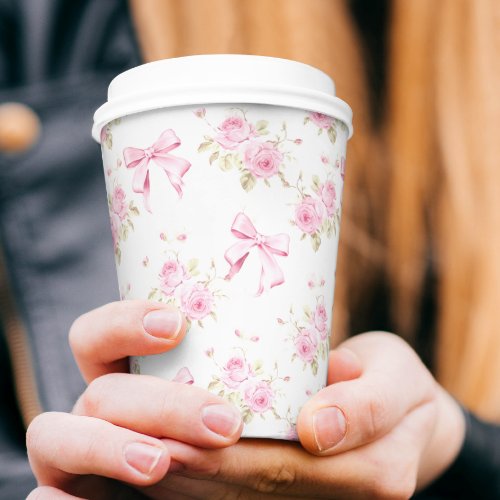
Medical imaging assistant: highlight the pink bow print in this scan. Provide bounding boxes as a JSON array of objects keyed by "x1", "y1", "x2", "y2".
[
  {"x1": 225, "y1": 213, "x2": 290, "y2": 296},
  {"x1": 123, "y1": 129, "x2": 191, "y2": 212}
]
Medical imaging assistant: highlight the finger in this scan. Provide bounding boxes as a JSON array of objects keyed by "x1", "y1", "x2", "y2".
[
  {"x1": 27, "y1": 412, "x2": 170, "y2": 488},
  {"x1": 73, "y1": 373, "x2": 243, "y2": 447},
  {"x1": 327, "y1": 347, "x2": 363, "y2": 384},
  {"x1": 27, "y1": 486, "x2": 83, "y2": 500},
  {"x1": 69, "y1": 300, "x2": 187, "y2": 383},
  {"x1": 298, "y1": 332, "x2": 437, "y2": 455}
]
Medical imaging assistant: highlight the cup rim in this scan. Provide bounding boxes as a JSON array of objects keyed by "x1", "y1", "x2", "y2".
[{"x1": 92, "y1": 55, "x2": 353, "y2": 142}]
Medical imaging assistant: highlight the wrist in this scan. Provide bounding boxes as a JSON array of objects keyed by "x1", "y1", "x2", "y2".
[{"x1": 416, "y1": 385, "x2": 466, "y2": 490}]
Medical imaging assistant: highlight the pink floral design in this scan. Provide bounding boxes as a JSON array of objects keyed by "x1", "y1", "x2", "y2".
[
  {"x1": 321, "y1": 180, "x2": 338, "y2": 217},
  {"x1": 294, "y1": 328, "x2": 319, "y2": 363},
  {"x1": 100, "y1": 118, "x2": 120, "y2": 150},
  {"x1": 314, "y1": 303, "x2": 328, "y2": 340},
  {"x1": 222, "y1": 355, "x2": 251, "y2": 389},
  {"x1": 149, "y1": 256, "x2": 223, "y2": 328},
  {"x1": 243, "y1": 141, "x2": 283, "y2": 178},
  {"x1": 278, "y1": 285, "x2": 330, "y2": 376},
  {"x1": 159, "y1": 260, "x2": 188, "y2": 296},
  {"x1": 290, "y1": 166, "x2": 342, "y2": 252},
  {"x1": 216, "y1": 115, "x2": 256, "y2": 150},
  {"x1": 309, "y1": 112, "x2": 334, "y2": 129},
  {"x1": 197, "y1": 108, "x2": 300, "y2": 192},
  {"x1": 244, "y1": 380, "x2": 274, "y2": 413},
  {"x1": 110, "y1": 214, "x2": 120, "y2": 251},
  {"x1": 180, "y1": 283, "x2": 214, "y2": 321},
  {"x1": 295, "y1": 197, "x2": 324, "y2": 235},
  {"x1": 337, "y1": 156, "x2": 346, "y2": 181},
  {"x1": 107, "y1": 183, "x2": 140, "y2": 264},
  {"x1": 111, "y1": 186, "x2": 128, "y2": 221},
  {"x1": 207, "y1": 350, "x2": 292, "y2": 426},
  {"x1": 304, "y1": 112, "x2": 338, "y2": 144}
]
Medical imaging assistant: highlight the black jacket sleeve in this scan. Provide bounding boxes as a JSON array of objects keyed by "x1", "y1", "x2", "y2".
[{"x1": 415, "y1": 408, "x2": 500, "y2": 499}]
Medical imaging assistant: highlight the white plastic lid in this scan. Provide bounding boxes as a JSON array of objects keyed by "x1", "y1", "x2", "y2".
[{"x1": 92, "y1": 54, "x2": 353, "y2": 142}]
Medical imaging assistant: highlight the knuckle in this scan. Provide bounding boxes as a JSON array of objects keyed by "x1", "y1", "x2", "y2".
[
  {"x1": 158, "y1": 384, "x2": 179, "y2": 424},
  {"x1": 78, "y1": 373, "x2": 117, "y2": 416},
  {"x1": 252, "y1": 462, "x2": 297, "y2": 494},
  {"x1": 363, "y1": 386, "x2": 389, "y2": 442}
]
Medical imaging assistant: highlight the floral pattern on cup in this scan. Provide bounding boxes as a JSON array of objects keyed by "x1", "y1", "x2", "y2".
[
  {"x1": 289, "y1": 171, "x2": 341, "y2": 252},
  {"x1": 206, "y1": 349, "x2": 294, "y2": 426},
  {"x1": 148, "y1": 255, "x2": 225, "y2": 327},
  {"x1": 278, "y1": 293, "x2": 330, "y2": 376},
  {"x1": 304, "y1": 112, "x2": 338, "y2": 145},
  {"x1": 196, "y1": 108, "x2": 300, "y2": 192},
  {"x1": 100, "y1": 118, "x2": 121, "y2": 150},
  {"x1": 107, "y1": 184, "x2": 140, "y2": 264}
]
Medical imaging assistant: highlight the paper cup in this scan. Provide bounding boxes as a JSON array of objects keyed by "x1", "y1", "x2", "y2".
[{"x1": 93, "y1": 55, "x2": 352, "y2": 439}]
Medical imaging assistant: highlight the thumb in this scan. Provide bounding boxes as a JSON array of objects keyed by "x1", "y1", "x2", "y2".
[{"x1": 297, "y1": 332, "x2": 435, "y2": 456}]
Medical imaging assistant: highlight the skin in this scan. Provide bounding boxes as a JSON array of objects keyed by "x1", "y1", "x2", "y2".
[{"x1": 26, "y1": 300, "x2": 466, "y2": 499}]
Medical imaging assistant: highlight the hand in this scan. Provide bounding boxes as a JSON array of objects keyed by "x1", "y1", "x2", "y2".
[
  {"x1": 27, "y1": 300, "x2": 466, "y2": 499},
  {"x1": 143, "y1": 333, "x2": 466, "y2": 499},
  {"x1": 26, "y1": 301, "x2": 243, "y2": 500}
]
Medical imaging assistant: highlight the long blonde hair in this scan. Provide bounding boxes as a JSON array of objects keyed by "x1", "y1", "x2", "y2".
[{"x1": 130, "y1": 0, "x2": 500, "y2": 420}]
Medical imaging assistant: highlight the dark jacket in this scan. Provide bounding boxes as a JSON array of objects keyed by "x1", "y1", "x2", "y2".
[{"x1": 0, "y1": 1, "x2": 139, "y2": 497}]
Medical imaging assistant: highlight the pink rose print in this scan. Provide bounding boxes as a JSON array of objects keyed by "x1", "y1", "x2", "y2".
[
  {"x1": 337, "y1": 156, "x2": 346, "y2": 181},
  {"x1": 123, "y1": 129, "x2": 191, "y2": 212},
  {"x1": 314, "y1": 303, "x2": 328, "y2": 340},
  {"x1": 294, "y1": 328, "x2": 319, "y2": 363},
  {"x1": 244, "y1": 380, "x2": 274, "y2": 413},
  {"x1": 295, "y1": 197, "x2": 324, "y2": 234},
  {"x1": 225, "y1": 213, "x2": 290, "y2": 296},
  {"x1": 110, "y1": 214, "x2": 120, "y2": 250},
  {"x1": 159, "y1": 260, "x2": 187, "y2": 296},
  {"x1": 243, "y1": 141, "x2": 283, "y2": 179},
  {"x1": 285, "y1": 425, "x2": 299, "y2": 440},
  {"x1": 222, "y1": 355, "x2": 250, "y2": 389},
  {"x1": 180, "y1": 283, "x2": 214, "y2": 320},
  {"x1": 216, "y1": 116, "x2": 256, "y2": 150},
  {"x1": 309, "y1": 112, "x2": 334, "y2": 129},
  {"x1": 172, "y1": 367, "x2": 194, "y2": 385},
  {"x1": 321, "y1": 180, "x2": 337, "y2": 217},
  {"x1": 111, "y1": 186, "x2": 128, "y2": 221}
]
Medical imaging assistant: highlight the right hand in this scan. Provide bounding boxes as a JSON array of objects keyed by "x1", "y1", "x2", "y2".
[{"x1": 26, "y1": 301, "x2": 243, "y2": 499}]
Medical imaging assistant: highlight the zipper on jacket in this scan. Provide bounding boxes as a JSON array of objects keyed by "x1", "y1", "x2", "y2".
[{"x1": 0, "y1": 247, "x2": 42, "y2": 428}]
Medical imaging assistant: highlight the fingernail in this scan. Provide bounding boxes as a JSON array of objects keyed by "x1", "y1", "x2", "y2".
[
  {"x1": 202, "y1": 404, "x2": 242, "y2": 438},
  {"x1": 143, "y1": 308, "x2": 183, "y2": 339},
  {"x1": 124, "y1": 442, "x2": 164, "y2": 476},
  {"x1": 313, "y1": 406, "x2": 347, "y2": 452}
]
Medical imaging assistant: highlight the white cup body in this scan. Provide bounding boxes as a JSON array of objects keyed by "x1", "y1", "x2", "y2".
[{"x1": 101, "y1": 102, "x2": 348, "y2": 439}]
